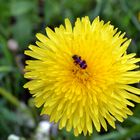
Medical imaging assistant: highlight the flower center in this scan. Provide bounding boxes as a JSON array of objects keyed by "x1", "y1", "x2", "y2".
[{"x1": 72, "y1": 55, "x2": 90, "y2": 84}]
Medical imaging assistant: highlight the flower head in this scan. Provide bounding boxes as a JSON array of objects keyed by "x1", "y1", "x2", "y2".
[{"x1": 24, "y1": 16, "x2": 140, "y2": 136}]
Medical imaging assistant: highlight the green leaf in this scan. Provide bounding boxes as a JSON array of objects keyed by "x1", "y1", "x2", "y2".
[
  {"x1": 10, "y1": 0, "x2": 34, "y2": 16},
  {"x1": 0, "y1": 35, "x2": 14, "y2": 65}
]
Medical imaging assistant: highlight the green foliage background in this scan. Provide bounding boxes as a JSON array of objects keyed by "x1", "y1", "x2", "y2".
[{"x1": 0, "y1": 0, "x2": 140, "y2": 139}]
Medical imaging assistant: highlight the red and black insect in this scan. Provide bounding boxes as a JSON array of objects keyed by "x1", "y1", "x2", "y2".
[{"x1": 72, "y1": 55, "x2": 87, "y2": 69}]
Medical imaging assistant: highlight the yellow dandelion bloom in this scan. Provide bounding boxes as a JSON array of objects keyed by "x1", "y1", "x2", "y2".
[{"x1": 24, "y1": 16, "x2": 140, "y2": 136}]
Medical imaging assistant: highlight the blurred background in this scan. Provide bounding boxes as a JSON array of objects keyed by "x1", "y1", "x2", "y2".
[{"x1": 0, "y1": 0, "x2": 140, "y2": 139}]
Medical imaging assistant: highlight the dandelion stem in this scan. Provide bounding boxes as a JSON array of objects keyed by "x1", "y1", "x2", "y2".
[{"x1": 0, "y1": 87, "x2": 20, "y2": 107}]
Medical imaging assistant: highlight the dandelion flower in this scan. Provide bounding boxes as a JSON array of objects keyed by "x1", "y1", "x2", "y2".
[{"x1": 24, "y1": 16, "x2": 140, "y2": 136}]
